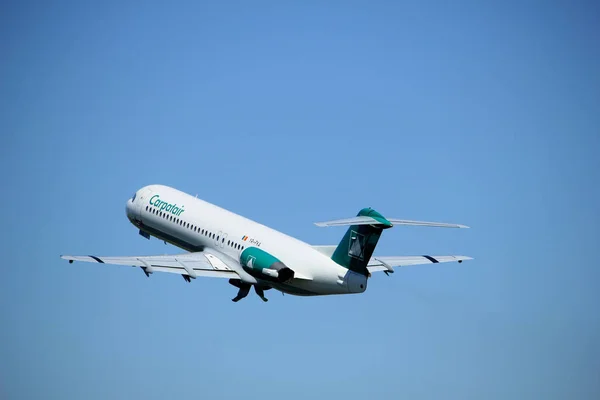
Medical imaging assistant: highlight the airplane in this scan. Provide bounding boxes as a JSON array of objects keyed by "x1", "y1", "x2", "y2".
[{"x1": 61, "y1": 184, "x2": 473, "y2": 302}]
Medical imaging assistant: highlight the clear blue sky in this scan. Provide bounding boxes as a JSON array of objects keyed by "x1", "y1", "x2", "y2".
[{"x1": 2, "y1": 1, "x2": 599, "y2": 399}]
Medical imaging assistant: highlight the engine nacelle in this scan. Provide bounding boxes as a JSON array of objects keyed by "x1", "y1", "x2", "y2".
[{"x1": 239, "y1": 247, "x2": 294, "y2": 282}]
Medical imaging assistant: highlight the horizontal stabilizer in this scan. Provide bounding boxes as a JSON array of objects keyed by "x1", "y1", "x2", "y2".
[
  {"x1": 315, "y1": 217, "x2": 469, "y2": 229},
  {"x1": 314, "y1": 216, "x2": 386, "y2": 227},
  {"x1": 387, "y1": 219, "x2": 469, "y2": 229}
]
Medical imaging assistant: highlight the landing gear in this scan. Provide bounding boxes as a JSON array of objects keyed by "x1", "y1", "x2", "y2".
[
  {"x1": 228, "y1": 279, "x2": 270, "y2": 302},
  {"x1": 254, "y1": 286, "x2": 268, "y2": 302},
  {"x1": 182, "y1": 275, "x2": 191, "y2": 283},
  {"x1": 232, "y1": 284, "x2": 251, "y2": 302}
]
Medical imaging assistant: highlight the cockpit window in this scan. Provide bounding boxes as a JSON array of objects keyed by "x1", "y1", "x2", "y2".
[{"x1": 132, "y1": 193, "x2": 136, "y2": 201}]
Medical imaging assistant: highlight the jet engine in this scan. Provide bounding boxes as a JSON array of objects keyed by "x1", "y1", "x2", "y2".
[{"x1": 239, "y1": 247, "x2": 295, "y2": 283}]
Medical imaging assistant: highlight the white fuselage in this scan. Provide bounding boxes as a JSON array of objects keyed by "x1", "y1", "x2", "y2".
[{"x1": 125, "y1": 185, "x2": 367, "y2": 296}]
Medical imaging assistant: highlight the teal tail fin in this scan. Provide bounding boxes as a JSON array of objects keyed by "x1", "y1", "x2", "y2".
[{"x1": 331, "y1": 207, "x2": 392, "y2": 276}]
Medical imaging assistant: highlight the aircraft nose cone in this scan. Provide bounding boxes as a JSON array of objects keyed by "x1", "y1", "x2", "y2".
[{"x1": 126, "y1": 198, "x2": 135, "y2": 220}]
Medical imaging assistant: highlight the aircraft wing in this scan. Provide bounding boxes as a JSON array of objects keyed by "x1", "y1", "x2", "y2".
[
  {"x1": 367, "y1": 255, "x2": 473, "y2": 273},
  {"x1": 60, "y1": 252, "x2": 240, "y2": 280}
]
